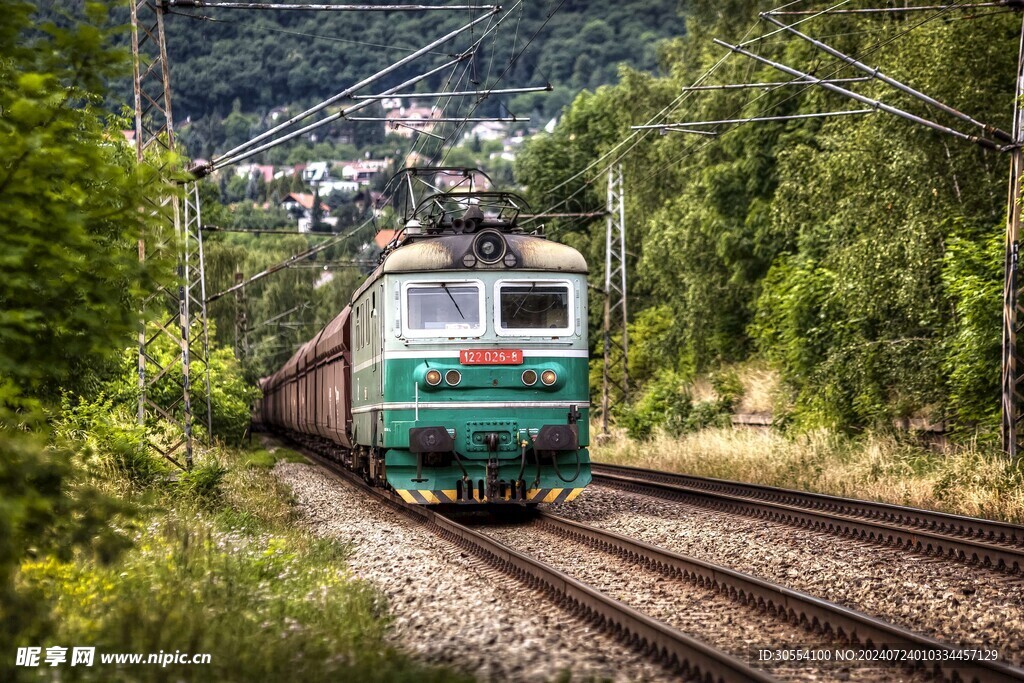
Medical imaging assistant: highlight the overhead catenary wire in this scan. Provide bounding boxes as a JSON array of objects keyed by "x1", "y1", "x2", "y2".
[
  {"x1": 712, "y1": 37, "x2": 1003, "y2": 150},
  {"x1": 206, "y1": 8, "x2": 499, "y2": 171},
  {"x1": 655, "y1": 128, "x2": 720, "y2": 136},
  {"x1": 681, "y1": 77, "x2": 870, "y2": 91},
  {"x1": 206, "y1": 214, "x2": 374, "y2": 302},
  {"x1": 184, "y1": 1, "x2": 550, "y2": 371},
  {"x1": 210, "y1": 0, "x2": 527, "y2": 175},
  {"x1": 631, "y1": 0, "x2": 979, "y2": 188},
  {"x1": 440, "y1": 0, "x2": 571, "y2": 164},
  {"x1": 202, "y1": 226, "x2": 341, "y2": 236},
  {"x1": 387, "y1": 15, "x2": 496, "y2": 170},
  {"x1": 253, "y1": 303, "x2": 311, "y2": 329},
  {"x1": 349, "y1": 116, "x2": 526, "y2": 122},
  {"x1": 515, "y1": 12, "x2": 770, "y2": 225},
  {"x1": 760, "y1": 12, "x2": 1014, "y2": 143},
  {"x1": 514, "y1": 1, "x2": 811, "y2": 225},
  {"x1": 205, "y1": 55, "x2": 469, "y2": 171},
  {"x1": 576, "y1": 0, "x2": 974, "y2": 203},
  {"x1": 401, "y1": 1, "x2": 523, "y2": 165},
  {"x1": 391, "y1": 2, "x2": 516, "y2": 169},
  {"x1": 354, "y1": 85, "x2": 551, "y2": 99},
  {"x1": 737, "y1": 0, "x2": 853, "y2": 47}
]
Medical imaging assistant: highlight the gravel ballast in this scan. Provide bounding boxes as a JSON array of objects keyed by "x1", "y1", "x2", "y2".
[
  {"x1": 480, "y1": 521, "x2": 929, "y2": 682},
  {"x1": 551, "y1": 485, "x2": 1024, "y2": 668},
  {"x1": 273, "y1": 461, "x2": 674, "y2": 682}
]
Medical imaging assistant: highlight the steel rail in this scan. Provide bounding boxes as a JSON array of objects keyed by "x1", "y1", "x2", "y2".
[
  {"x1": 535, "y1": 511, "x2": 1024, "y2": 683},
  {"x1": 298, "y1": 448, "x2": 775, "y2": 683},
  {"x1": 591, "y1": 464, "x2": 1024, "y2": 573}
]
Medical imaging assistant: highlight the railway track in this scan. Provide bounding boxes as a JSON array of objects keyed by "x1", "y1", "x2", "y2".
[
  {"x1": 298, "y1": 447, "x2": 1024, "y2": 682},
  {"x1": 528, "y1": 511, "x2": 1023, "y2": 682},
  {"x1": 302, "y1": 450, "x2": 772, "y2": 683},
  {"x1": 592, "y1": 463, "x2": 1024, "y2": 573}
]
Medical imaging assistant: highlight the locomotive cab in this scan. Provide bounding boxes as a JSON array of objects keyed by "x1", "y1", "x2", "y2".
[{"x1": 349, "y1": 213, "x2": 592, "y2": 504}]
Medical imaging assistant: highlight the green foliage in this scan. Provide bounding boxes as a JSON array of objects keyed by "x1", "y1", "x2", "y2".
[
  {"x1": 617, "y1": 371, "x2": 692, "y2": 440},
  {"x1": 521, "y1": 1, "x2": 1019, "y2": 434},
  {"x1": 0, "y1": 3, "x2": 167, "y2": 669},
  {"x1": 54, "y1": 394, "x2": 161, "y2": 486},
  {"x1": 202, "y1": 230, "x2": 368, "y2": 381},
  {"x1": 617, "y1": 372, "x2": 735, "y2": 439},
  {"x1": 206, "y1": 346, "x2": 261, "y2": 444},
  {"x1": 1, "y1": 2, "x2": 164, "y2": 402},
  {"x1": 176, "y1": 463, "x2": 228, "y2": 505},
  {"x1": 710, "y1": 369, "x2": 743, "y2": 411},
  {"x1": 104, "y1": 327, "x2": 260, "y2": 446},
  {"x1": 941, "y1": 227, "x2": 1004, "y2": 428},
  {"x1": 627, "y1": 306, "x2": 685, "y2": 386}
]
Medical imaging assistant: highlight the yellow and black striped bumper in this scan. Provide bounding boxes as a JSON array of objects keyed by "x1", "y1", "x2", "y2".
[{"x1": 395, "y1": 487, "x2": 585, "y2": 505}]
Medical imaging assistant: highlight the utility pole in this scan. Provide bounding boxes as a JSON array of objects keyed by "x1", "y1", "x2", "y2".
[
  {"x1": 1001, "y1": 17, "x2": 1024, "y2": 460},
  {"x1": 131, "y1": 1, "x2": 211, "y2": 468},
  {"x1": 234, "y1": 271, "x2": 250, "y2": 360},
  {"x1": 601, "y1": 164, "x2": 629, "y2": 436}
]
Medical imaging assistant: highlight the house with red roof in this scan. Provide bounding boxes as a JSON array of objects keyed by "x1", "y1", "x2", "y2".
[{"x1": 281, "y1": 192, "x2": 334, "y2": 233}]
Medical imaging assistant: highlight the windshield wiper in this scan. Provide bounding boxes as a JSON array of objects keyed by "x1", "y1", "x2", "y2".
[
  {"x1": 440, "y1": 283, "x2": 466, "y2": 320},
  {"x1": 510, "y1": 282, "x2": 536, "y2": 320}
]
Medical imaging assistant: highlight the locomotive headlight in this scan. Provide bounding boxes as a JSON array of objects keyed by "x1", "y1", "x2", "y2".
[
  {"x1": 540, "y1": 370, "x2": 557, "y2": 386},
  {"x1": 521, "y1": 369, "x2": 538, "y2": 386},
  {"x1": 473, "y1": 230, "x2": 506, "y2": 264},
  {"x1": 445, "y1": 369, "x2": 462, "y2": 386},
  {"x1": 425, "y1": 369, "x2": 442, "y2": 386}
]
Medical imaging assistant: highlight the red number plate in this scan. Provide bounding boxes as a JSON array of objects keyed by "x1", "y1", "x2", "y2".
[{"x1": 460, "y1": 349, "x2": 523, "y2": 365}]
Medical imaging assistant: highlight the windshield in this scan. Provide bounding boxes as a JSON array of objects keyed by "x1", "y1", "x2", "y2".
[
  {"x1": 498, "y1": 283, "x2": 571, "y2": 331},
  {"x1": 406, "y1": 284, "x2": 482, "y2": 334}
]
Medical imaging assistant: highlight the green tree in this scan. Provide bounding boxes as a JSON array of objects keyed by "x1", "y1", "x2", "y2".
[
  {"x1": 0, "y1": 1, "x2": 167, "y2": 664},
  {"x1": 520, "y1": 0, "x2": 1019, "y2": 435}
]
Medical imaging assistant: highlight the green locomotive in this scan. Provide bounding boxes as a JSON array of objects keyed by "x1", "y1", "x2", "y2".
[{"x1": 257, "y1": 168, "x2": 592, "y2": 504}]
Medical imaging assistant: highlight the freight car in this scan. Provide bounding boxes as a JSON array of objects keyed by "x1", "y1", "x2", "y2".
[{"x1": 255, "y1": 168, "x2": 592, "y2": 504}]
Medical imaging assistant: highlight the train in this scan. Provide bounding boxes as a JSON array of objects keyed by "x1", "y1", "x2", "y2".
[{"x1": 254, "y1": 168, "x2": 592, "y2": 504}]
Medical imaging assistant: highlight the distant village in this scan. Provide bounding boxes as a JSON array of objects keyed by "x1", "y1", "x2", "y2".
[{"x1": 123, "y1": 98, "x2": 553, "y2": 233}]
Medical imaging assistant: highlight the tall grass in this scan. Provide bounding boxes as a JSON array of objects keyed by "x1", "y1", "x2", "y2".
[
  {"x1": 592, "y1": 427, "x2": 1024, "y2": 523},
  {"x1": 24, "y1": 403, "x2": 469, "y2": 682}
]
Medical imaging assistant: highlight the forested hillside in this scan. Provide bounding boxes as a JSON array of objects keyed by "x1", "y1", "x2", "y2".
[
  {"x1": 151, "y1": 2, "x2": 680, "y2": 123},
  {"x1": 518, "y1": 0, "x2": 1018, "y2": 437}
]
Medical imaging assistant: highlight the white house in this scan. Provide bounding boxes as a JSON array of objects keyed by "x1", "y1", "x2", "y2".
[{"x1": 281, "y1": 192, "x2": 336, "y2": 233}]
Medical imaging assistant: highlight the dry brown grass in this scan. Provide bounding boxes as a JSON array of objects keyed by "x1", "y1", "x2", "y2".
[
  {"x1": 690, "y1": 376, "x2": 716, "y2": 403},
  {"x1": 591, "y1": 426, "x2": 1024, "y2": 523},
  {"x1": 683, "y1": 362, "x2": 780, "y2": 414},
  {"x1": 735, "y1": 363, "x2": 779, "y2": 415}
]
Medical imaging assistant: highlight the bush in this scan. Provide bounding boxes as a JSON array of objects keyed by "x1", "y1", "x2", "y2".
[
  {"x1": 710, "y1": 369, "x2": 743, "y2": 411},
  {"x1": 683, "y1": 399, "x2": 733, "y2": 433},
  {"x1": 617, "y1": 371, "x2": 692, "y2": 440},
  {"x1": 54, "y1": 394, "x2": 163, "y2": 486},
  {"x1": 106, "y1": 328, "x2": 260, "y2": 447},
  {"x1": 617, "y1": 368, "x2": 743, "y2": 440},
  {"x1": 175, "y1": 462, "x2": 228, "y2": 505}
]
